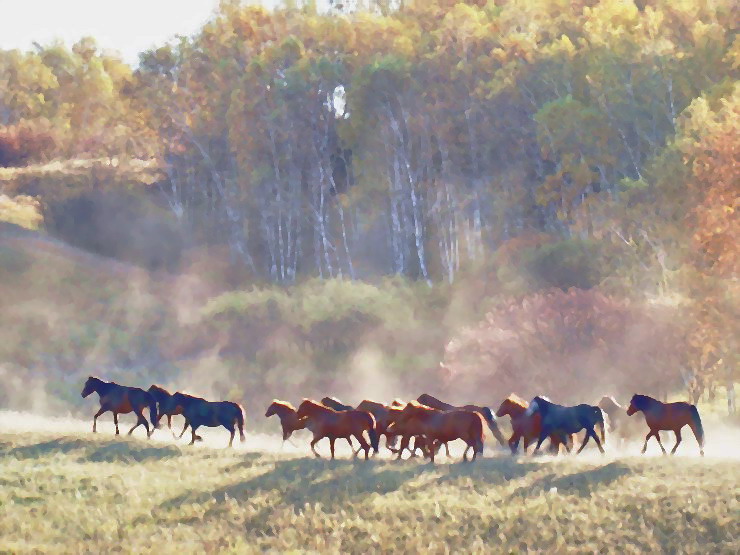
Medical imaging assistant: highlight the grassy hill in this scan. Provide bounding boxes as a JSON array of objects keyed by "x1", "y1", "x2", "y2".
[{"x1": 1, "y1": 426, "x2": 737, "y2": 553}]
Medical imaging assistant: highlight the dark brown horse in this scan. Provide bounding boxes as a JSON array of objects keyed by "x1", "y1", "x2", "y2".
[
  {"x1": 417, "y1": 393, "x2": 506, "y2": 447},
  {"x1": 495, "y1": 394, "x2": 570, "y2": 455},
  {"x1": 627, "y1": 394, "x2": 704, "y2": 456},
  {"x1": 265, "y1": 400, "x2": 307, "y2": 443},
  {"x1": 388, "y1": 401, "x2": 486, "y2": 463},
  {"x1": 170, "y1": 392, "x2": 246, "y2": 447},
  {"x1": 81, "y1": 376, "x2": 158, "y2": 437},
  {"x1": 148, "y1": 385, "x2": 183, "y2": 437},
  {"x1": 296, "y1": 399, "x2": 379, "y2": 460},
  {"x1": 320, "y1": 397, "x2": 354, "y2": 411},
  {"x1": 528, "y1": 396, "x2": 607, "y2": 455}
]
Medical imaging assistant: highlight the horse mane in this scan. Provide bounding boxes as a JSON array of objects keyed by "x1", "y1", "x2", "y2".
[
  {"x1": 504, "y1": 393, "x2": 528, "y2": 409},
  {"x1": 269, "y1": 399, "x2": 296, "y2": 411}
]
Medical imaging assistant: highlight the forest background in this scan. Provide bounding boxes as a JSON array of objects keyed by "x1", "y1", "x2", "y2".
[{"x1": 0, "y1": 0, "x2": 737, "y2": 424}]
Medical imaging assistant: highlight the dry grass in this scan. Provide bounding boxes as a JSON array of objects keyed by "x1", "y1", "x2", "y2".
[{"x1": 0, "y1": 421, "x2": 737, "y2": 554}]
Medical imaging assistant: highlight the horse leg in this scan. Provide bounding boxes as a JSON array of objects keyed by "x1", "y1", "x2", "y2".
[
  {"x1": 576, "y1": 432, "x2": 591, "y2": 454},
  {"x1": 592, "y1": 430, "x2": 605, "y2": 454},
  {"x1": 641, "y1": 431, "x2": 653, "y2": 454},
  {"x1": 533, "y1": 431, "x2": 548, "y2": 455},
  {"x1": 329, "y1": 437, "x2": 336, "y2": 460},
  {"x1": 228, "y1": 426, "x2": 236, "y2": 448},
  {"x1": 189, "y1": 425, "x2": 200, "y2": 446},
  {"x1": 92, "y1": 408, "x2": 107, "y2": 433},
  {"x1": 178, "y1": 420, "x2": 189, "y2": 439},
  {"x1": 655, "y1": 432, "x2": 667, "y2": 455},
  {"x1": 462, "y1": 444, "x2": 470, "y2": 462},
  {"x1": 354, "y1": 434, "x2": 370, "y2": 460},
  {"x1": 444, "y1": 442, "x2": 451, "y2": 457},
  {"x1": 509, "y1": 433, "x2": 520, "y2": 455},
  {"x1": 113, "y1": 412, "x2": 119, "y2": 435},
  {"x1": 670, "y1": 429, "x2": 682, "y2": 455},
  {"x1": 168, "y1": 415, "x2": 177, "y2": 438},
  {"x1": 310, "y1": 436, "x2": 322, "y2": 458}
]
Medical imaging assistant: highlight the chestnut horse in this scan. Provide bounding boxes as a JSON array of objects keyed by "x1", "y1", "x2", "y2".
[
  {"x1": 148, "y1": 385, "x2": 183, "y2": 437},
  {"x1": 388, "y1": 402, "x2": 485, "y2": 463},
  {"x1": 355, "y1": 399, "x2": 405, "y2": 454},
  {"x1": 495, "y1": 394, "x2": 570, "y2": 455},
  {"x1": 171, "y1": 392, "x2": 246, "y2": 447},
  {"x1": 417, "y1": 393, "x2": 506, "y2": 447},
  {"x1": 528, "y1": 396, "x2": 607, "y2": 455},
  {"x1": 265, "y1": 400, "x2": 307, "y2": 443},
  {"x1": 296, "y1": 399, "x2": 379, "y2": 460},
  {"x1": 627, "y1": 394, "x2": 704, "y2": 456},
  {"x1": 321, "y1": 397, "x2": 354, "y2": 411},
  {"x1": 81, "y1": 376, "x2": 158, "y2": 437}
]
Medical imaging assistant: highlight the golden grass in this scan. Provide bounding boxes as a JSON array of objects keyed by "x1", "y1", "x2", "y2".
[{"x1": 0, "y1": 429, "x2": 737, "y2": 554}]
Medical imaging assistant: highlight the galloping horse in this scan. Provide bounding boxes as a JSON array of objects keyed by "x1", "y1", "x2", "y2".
[
  {"x1": 265, "y1": 400, "x2": 307, "y2": 442},
  {"x1": 81, "y1": 376, "x2": 158, "y2": 437},
  {"x1": 627, "y1": 394, "x2": 704, "y2": 456},
  {"x1": 171, "y1": 392, "x2": 246, "y2": 447},
  {"x1": 388, "y1": 402, "x2": 486, "y2": 463},
  {"x1": 296, "y1": 399, "x2": 379, "y2": 460},
  {"x1": 355, "y1": 399, "x2": 403, "y2": 454},
  {"x1": 528, "y1": 396, "x2": 607, "y2": 455},
  {"x1": 495, "y1": 394, "x2": 569, "y2": 454},
  {"x1": 148, "y1": 385, "x2": 183, "y2": 437},
  {"x1": 417, "y1": 393, "x2": 506, "y2": 447},
  {"x1": 320, "y1": 397, "x2": 354, "y2": 411}
]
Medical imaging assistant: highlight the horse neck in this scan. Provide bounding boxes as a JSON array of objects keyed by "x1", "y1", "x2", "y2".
[
  {"x1": 275, "y1": 404, "x2": 295, "y2": 418},
  {"x1": 94, "y1": 380, "x2": 114, "y2": 395},
  {"x1": 507, "y1": 403, "x2": 528, "y2": 417}
]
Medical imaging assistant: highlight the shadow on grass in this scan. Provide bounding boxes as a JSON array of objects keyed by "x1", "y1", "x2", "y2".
[
  {"x1": 1, "y1": 436, "x2": 182, "y2": 462},
  {"x1": 509, "y1": 461, "x2": 633, "y2": 498}
]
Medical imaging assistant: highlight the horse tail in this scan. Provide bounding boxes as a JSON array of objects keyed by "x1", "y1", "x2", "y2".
[
  {"x1": 593, "y1": 407, "x2": 607, "y2": 445},
  {"x1": 235, "y1": 403, "x2": 246, "y2": 442},
  {"x1": 472, "y1": 413, "x2": 486, "y2": 454},
  {"x1": 366, "y1": 413, "x2": 380, "y2": 453},
  {"x1": 148, "y1": 394, "x2": 159, "y2": 429},
  {"x1": 689, "y1": 405, "x2": 704, "y2": 450},
  {"x1": 481, "y1": 409, "x2": 506, "y2": 447}
]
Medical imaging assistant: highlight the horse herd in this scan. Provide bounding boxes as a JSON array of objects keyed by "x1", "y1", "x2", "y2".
[{"x1": 81, "y1": 376, "x2": 706, "y2": 461}]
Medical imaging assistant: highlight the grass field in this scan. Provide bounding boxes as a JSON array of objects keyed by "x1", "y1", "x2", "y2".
[{"x1": 1, "y1": 414, "x2": 738, "y2": 554}]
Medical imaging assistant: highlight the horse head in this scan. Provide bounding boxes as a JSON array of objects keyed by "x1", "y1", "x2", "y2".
[
  {"x1": 626, "y1": 394, "x2": 649, "y2": 415},
  {"x1": 296, "y1": 399, "x2": 322, "y2": 420},
  {"x1": 81, "y1": 376, "x2": 102, "y2": 398},
  {"x1": 496, "y1": 394, "x2": 528, "y2": 418}
]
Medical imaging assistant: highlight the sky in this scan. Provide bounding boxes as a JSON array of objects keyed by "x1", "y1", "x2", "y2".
[{"x1": 0, "y1": 0, "x2": 227, "y2": 66}]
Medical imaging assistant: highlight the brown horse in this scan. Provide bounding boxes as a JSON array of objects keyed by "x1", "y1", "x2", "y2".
[
  {"x1": 388, "y1": 401, "x2": 485, "y2": 463},
  {"x1": 495, "y1": 394, "x2": 570, "y2": 455},
  {"x1": 148, "y1": 385, "x2": 183, "y2": 437},
  {"x1": 417, "y1": 393, "x2": 506, "y2": 447},
  {"x1": 627, "y1": 394, "x2": 704, "y2": 456},
  {"x1": 265, "y1": 400, "x2": 307, "y2": 442},
  {"x1": 296, "y1": 399, "x2": 379, "y2": 460},
  {"x1": 170, "y1": 392, "x2": 246, "y2": 447},
  {"x1": 81, "y1": 376, "x2": 158, "y2": 437},
  {"x1": 320, "y1": 397, "x2": 354, "y2": 411}
]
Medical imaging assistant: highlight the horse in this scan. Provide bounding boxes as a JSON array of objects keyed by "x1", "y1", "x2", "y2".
[
  {"x1": 387, "y1": 401, "x2": 485, "y2": 463},
  {"x1": 147, "y1": 385, "x2": 184, "y2": 438},
  {"x1": 417, "y1": 393, "x2": 506, "y2": 448},
  {"x1": 627, "y1": 394, "x2": 704, "y2": 456},
  {"x1": 320, "y1": 397, "x2": 354, "y2": 411},
  {"x1": 527, "y1": 396, "x2": 607, "y2": 455},
  {"x1": 81, "y1": 376, "x2": 158, "y2": 437},
  {"x1": 296, "y1": 399, "x2": 379, "y2": 460},
  {"x1": 355, "y1": 399, "x2": 405, "y2": 454},
  {"x1": 265, "y1": 400, "x2": 307, "y2": 443},
  {"x1": 597, "y1": 395, "x2": 644, "y2": 442},
  {"x1": 495, "y1": 394, "x2": 569, "y2": 455},
  {"x1": 170, "y1": 392, "x2": 246, "y2": 447}
]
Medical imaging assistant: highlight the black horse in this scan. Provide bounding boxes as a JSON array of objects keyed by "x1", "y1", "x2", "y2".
[
  {"x1": 320, "y1": 397, "x2": 354, "y2": 411},
  {"x1": 147, "y1": 385, "x2": 184, "y2": 437},
  {"x1": 81, "y1": 376, "x2": 158, "y2": 437},
  {"x1": 527, "y1": 396, "x2": 607, "y2": 454},
  {"x1": 171, "y1": 392, "x2": 246, "y2": 447}
]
